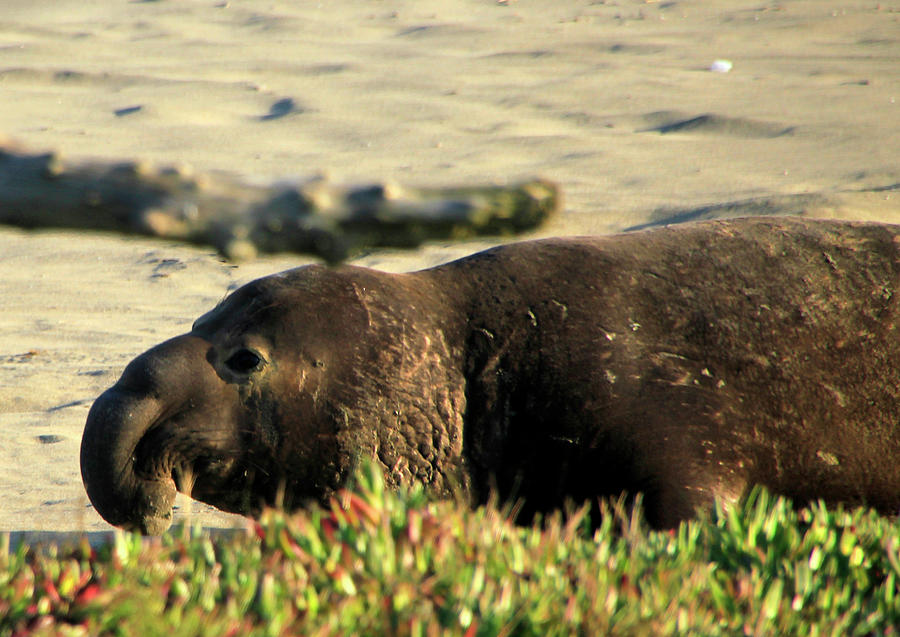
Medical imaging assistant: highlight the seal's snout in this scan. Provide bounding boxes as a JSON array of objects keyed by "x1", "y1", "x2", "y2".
[
  {"x1": 81, "y1": 385, "x2": 178, "y2": 533},
  {"x1": 81, "y1": 335, "x2": 215, "y2": 534}
]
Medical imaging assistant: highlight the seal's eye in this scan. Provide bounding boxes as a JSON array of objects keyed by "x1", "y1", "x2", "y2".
[{"x1": 224, "y1": 349, "x2": 262, "y2": 374}]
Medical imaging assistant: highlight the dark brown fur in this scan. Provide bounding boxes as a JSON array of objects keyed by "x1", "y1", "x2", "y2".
[{"x1": 82, "y1": 217, "x2": 900, "y2": 533}]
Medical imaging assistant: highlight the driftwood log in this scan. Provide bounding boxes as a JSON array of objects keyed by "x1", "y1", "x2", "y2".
[{"x1": 0, "y1": 138, "x2": 559, "y2": 261}]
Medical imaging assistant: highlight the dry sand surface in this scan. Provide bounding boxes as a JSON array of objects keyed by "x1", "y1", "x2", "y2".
[{"x1": 0, "y1": 0, "x2": 897, "y2": 540}]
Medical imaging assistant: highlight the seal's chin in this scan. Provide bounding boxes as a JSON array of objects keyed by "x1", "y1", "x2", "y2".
[
  {"x1": 126, "y1": 513, "x2": 173, "y2": 536},
  {"x1": 126, "y1": 477, "x2": 177, "y2": 535}
]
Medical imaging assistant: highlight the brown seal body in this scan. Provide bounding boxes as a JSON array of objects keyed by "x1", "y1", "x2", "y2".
[{"x1": 81, "y1": 217, "x2": 900, "y2": 533}]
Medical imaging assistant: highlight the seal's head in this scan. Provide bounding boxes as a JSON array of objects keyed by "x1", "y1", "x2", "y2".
[{"x1": 81, "y1": 265, "x2": 467, "y2": 533}]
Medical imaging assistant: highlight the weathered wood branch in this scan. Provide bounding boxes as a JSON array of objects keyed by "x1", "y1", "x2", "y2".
[{"x1": 0, "y1": 139, "x2": 560, "y2": 261}]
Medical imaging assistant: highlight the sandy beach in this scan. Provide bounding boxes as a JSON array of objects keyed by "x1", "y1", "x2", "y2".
[{"x1": 0, "y1": 0, "x2": 897, "y2": 538}]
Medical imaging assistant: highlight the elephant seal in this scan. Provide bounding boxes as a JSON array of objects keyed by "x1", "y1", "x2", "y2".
[{"x1": 81, "y1": 217, "x2": 900, "y2": 533}]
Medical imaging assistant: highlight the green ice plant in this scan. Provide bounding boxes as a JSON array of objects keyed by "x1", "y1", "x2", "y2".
[{"x1": 2, "y1": 464, "x2": 900, "y2": 636}]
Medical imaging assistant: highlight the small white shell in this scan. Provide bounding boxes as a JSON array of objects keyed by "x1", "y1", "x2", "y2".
[{"x1": 709, "y1": 59, "x2": 733, "y2": 73}]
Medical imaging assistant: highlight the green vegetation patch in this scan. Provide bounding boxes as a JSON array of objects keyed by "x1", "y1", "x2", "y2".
[{"x1": 3, "y1": 465, "x2": 900, "y2": 635}]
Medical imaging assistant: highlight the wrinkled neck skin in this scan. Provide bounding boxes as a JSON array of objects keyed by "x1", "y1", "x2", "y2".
[
  {"x1": 323, "y1": 270, "x2": 474, "y2": 502},
  {"x1": 310, "y1": 263, "x2": 578, "y2": 513}
]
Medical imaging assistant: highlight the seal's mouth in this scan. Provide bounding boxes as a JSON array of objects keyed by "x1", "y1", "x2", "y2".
[
  {"x1": 173, "y1": 455, "x2": 266, "y2": 517},
  {"x1": 117, "y1": 456, "x2": 242, "y2": 534},
  {"x1": 117, "y1": 456, "x2": 244, "y2": 534}
]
